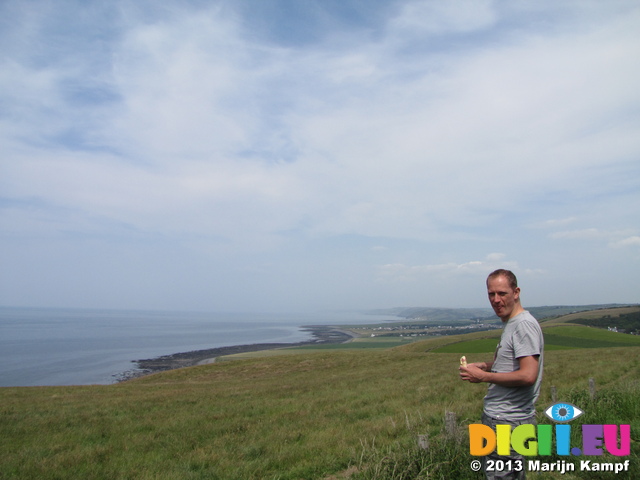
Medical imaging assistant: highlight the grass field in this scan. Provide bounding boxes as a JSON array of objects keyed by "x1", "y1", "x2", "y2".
[
  {"x1": 539, "y1": 306, "x2": 640, "y2": 325},
  {"x1": 430, "y1": 324, "x2": 640, "y2": 354},
  {"x1": 217, "y1": 337, "x2": 417, "y2": 361},
  {"x1": 1, "y1": 307, "x2": 639, "y2": 479}
]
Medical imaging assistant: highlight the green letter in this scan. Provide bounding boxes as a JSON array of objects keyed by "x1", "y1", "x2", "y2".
[{"x1": 512, "y1": 424, "x2": 537, "y2": 456}]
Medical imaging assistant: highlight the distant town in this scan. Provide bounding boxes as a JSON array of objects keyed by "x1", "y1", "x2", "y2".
[{"x1": 362, "y1": 320, "x2": 501, "y2": 339}]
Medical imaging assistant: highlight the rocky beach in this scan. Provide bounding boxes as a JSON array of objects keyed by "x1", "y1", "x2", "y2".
[{"x1": 117, "y1": 325, "x2": 357, "y2": 381}]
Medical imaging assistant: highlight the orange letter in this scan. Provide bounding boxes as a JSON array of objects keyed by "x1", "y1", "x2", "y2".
[{"x1": 469, "y1": 424, "x2": 496, "y2": 456}]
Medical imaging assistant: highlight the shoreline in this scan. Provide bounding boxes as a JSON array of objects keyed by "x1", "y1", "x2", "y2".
[{"x1": 116, "y1": 325, "x2": 358, "y2": 382}]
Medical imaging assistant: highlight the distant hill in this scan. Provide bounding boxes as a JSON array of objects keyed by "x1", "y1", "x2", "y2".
[
  {"x1": 527, "y1": 304, "x2": 638, "y2": 320},
  {"x1": 368, "y1": 307, "x2": 494, "y2": 322},
  {"x1": 565, "y1": 309, "x2": 640, "y2": 335}
]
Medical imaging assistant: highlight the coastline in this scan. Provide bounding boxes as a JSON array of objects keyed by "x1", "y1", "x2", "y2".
[{"x1": 117, "y1": 325, "x2": 357, "y2": 382}]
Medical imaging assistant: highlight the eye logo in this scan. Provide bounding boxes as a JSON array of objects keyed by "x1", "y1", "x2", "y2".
[{"x1": 544, "y1": 402, "x2": 584, "y2": 422}]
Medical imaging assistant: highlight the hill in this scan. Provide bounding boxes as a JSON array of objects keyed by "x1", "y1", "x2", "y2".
[
  {"x1": 1, "y1": 306, "x2": 639, "y2": 479},
  {"x1": 396, "y1": 305, "x2": 640, "y2": 355}
]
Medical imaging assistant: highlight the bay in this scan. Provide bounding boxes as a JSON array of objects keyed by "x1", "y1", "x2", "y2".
[{"x1": 0, "y1": 307, "x2": 397, "y2": 387}]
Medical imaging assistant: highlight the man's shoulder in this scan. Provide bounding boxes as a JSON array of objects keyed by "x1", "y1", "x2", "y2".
[
  {"x1": 506, "y1": 310, "x2": 542, "y2": 332},
  {"x1": 513, "y1": 310, "x2": 538, "y2": 323}
]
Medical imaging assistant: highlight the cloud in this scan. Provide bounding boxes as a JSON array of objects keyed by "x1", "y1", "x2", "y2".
[
  {"x1": 609, "y1": 236, "x2": 640, "y2": 249},
  {"x1": 3, "y1": 1, "x2": 640, "y2": 246},
  {"x1": 532, "y1": 217, "x2": 579, "y2": 229},
  {"x1": 389, "y1": 0, "x2": 497, "y2": 37},
  {"x1": 376, "y1": 254, "x2": 520, "y2": 283},
  {"x1": 549, "y1": 228, "x2": 603, "y2": 240},
  {"x1": 1, "y1": 0, "x2": 639, "y2": 310},
  {"x1": 550, "y1": 229, "x2": 640, "y2": 250}
]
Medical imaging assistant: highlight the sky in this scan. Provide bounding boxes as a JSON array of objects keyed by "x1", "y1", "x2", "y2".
[{"x1": 1, "y1": 0, "x2": 639, "y2": 313}]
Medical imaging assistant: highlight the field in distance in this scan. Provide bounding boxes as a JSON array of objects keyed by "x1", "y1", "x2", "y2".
[
  {"x1": 399, "y1": 305, "x2": 640, "y2": 355},
  {"x1": 221, "y1": 304, "x2": 639, "y2": 360}
]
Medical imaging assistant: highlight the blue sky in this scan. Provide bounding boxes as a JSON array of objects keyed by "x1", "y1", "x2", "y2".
[{"x1": 1, "y1": 0, "x2": 639, "y2": 313}]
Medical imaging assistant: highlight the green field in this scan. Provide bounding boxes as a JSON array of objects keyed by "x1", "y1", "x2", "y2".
[
  {"x1": 1, "y1": 307, "x2": 639, "y2": 479},
  {"x1": 218, "y1": 337, "x2": 417, "y2": 361},
  {"x1": 431, "y1": 323, "x2": 640, "y2": 354}
]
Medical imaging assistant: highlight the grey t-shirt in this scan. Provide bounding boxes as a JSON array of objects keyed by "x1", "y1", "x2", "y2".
[{"x1": 483, "y1": 310, "x2": 544, "y2": 421}]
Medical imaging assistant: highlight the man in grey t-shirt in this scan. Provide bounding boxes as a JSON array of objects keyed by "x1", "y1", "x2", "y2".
[{"x1": 460, "y1": 269, "x2": 544, "y2": 480}]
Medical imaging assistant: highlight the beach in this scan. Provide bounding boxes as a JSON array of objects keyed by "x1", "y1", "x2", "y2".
[{"x1": 118, "y1": 325, "x2": 358, "y2": 381}]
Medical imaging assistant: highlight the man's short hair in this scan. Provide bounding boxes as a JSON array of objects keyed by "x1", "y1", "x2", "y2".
[{"x1": 487, "y1": 269, "x2": 518, "y2": 290}]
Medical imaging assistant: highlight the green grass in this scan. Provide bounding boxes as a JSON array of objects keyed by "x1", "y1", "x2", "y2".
[
  {"x1": 352, "y1": 381, "x2": 640, "y2": 480},
  {"x1": 218, "y1": 337, "x2": 417, "y2": 361},
  {"x1": 293, "y1": 337, "x2": 417, "y2": 350},
  {"x1": 0, "y1": 350, "x2": 474, "y2": 480},
  {"x1": 2, "y1": 346, "x2": 640, "y2": 479},
  {"x1": 542, "y1": 325, "x2": 640, "y2": 347},
  {"x1": 426, "y1": 323, "x2": 640, "y2": 354},
  {"x1": 2, "y1": 307, "x2": 640, "y2": 479},
  {"x1": 540, "y1": 306, "x2": 640, "y2": 326}
]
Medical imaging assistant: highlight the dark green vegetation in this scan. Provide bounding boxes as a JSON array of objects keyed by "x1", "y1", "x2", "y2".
[
  {"x1": 527, "y1": 305, "x2": 636, "y2": 322},
  {"x1": 571, "y1": 310, "x2": 640, "y2": 335},
  {"x1": 1, "y1": 306, "x2": 639, "y2": 479}
]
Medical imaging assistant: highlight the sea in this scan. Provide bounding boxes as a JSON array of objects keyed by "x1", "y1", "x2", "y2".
[{"x1": 0, "y1": 307, "x2": 399, "y2": 387}]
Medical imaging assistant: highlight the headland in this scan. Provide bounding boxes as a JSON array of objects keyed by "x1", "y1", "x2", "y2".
[{"x1": 117, "y1": 325, "x2": 357, "y2": 381}]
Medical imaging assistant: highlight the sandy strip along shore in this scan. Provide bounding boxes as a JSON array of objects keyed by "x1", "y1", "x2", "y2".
[{"x1": 116, "y1": 325, "x2": 357, "y2": 382}]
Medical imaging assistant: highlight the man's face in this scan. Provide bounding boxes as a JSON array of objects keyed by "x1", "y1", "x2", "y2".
[{"x1": 487, "y1": 275, "x2": 520, "y2": 321}]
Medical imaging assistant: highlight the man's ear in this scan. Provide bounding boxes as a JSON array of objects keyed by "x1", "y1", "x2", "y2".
[{"x1": 513, "y1": 287, "x2": 521, "y2": 300}]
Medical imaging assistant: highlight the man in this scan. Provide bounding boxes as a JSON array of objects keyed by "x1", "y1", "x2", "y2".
[{"x1": 460, "y1": 269, "x2": 544, "y2": 480}]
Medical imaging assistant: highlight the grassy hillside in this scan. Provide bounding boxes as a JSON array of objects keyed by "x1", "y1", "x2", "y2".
[
  {"x1": 397, "y1": 306, "x2": 640, "y2": 355},
  {"x1": 429, "y1": 325, "x2": 640, "y2": 354},
  {"x1": 539, "y1": 306, "x2": 640, "y2": 325},
  {"x1": 1, "y1": 307, "x2": 639, "y2": 479}
]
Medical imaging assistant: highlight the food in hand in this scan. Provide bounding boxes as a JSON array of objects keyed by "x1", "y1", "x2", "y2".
[{"x1": 460, "y1": 356, "x2": 467, "y2": 367}]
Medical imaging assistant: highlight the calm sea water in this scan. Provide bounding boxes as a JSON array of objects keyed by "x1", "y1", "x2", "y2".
[{"x1": 0, "y1": 307, "x2": 397, "y2": 387}]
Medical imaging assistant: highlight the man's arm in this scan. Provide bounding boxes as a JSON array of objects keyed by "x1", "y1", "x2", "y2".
[{"x1": 460, "y1": 355, "x2": 539, "y2": 387}]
